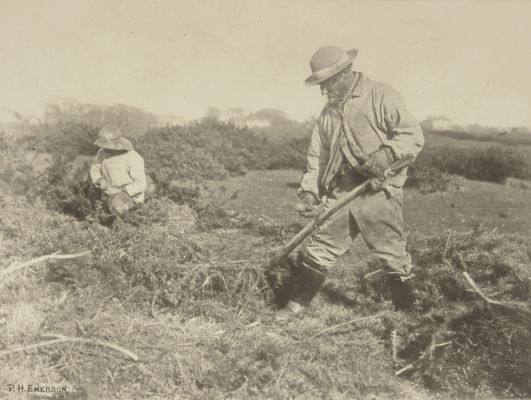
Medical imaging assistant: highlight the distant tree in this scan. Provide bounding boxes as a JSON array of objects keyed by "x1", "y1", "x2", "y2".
[
  {"x1": 43, "y1": 101, "x2": 157, "y2": 136},
  {"x1": 511, "y1": 126, "x2": 531, "y2": 134},
  {"x1": 252, "y1": 109, "x2": 291, "y2": 126},
  {"x1": 204, "y1": 107, "x2": 221, "y2": 121},
  {"x1": 223, "y1": 108, "x2": 248, "y2": 127}
]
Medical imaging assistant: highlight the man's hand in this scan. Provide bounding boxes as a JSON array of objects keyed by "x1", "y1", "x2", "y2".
[
  {"x1": 296, "y1": 192, "x2": 321, "y2": 218},
  {"x1": 96, "y1": 178, "x2": 109, "y2": 190},
  {"x1": 362, "y1": 148, "x2": 394, "y2": 179},
  {"x1": 295, "y1": 202, "x2": 323, "y2": 218},
  {"x1": 300, "y1": 192, "x2": 317, "y2": 209},
  {"x1": 106, "y1": 187, "x2": 121, "y2": 195}
]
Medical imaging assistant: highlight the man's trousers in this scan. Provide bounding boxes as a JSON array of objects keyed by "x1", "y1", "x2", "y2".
[{"x1": 304, "y1": 173, "x2": 411, "y2": 275}]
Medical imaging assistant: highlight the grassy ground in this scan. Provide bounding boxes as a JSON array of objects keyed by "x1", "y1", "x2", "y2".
[
  {"x1": 224, "y1": 169, "x2": 531, "y2": 237},
  {"x1": 1, "y1": 169, "x2": 530, "y2": 399}
]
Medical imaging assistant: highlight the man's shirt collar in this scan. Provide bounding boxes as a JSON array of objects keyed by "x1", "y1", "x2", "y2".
[{"x1": 351, "y1": 72, "x2": 368, "y2": 98}]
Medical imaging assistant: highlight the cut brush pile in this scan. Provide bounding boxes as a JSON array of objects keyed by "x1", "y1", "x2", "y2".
[
  {"x1": 2, "y1": 195, "x2": 531, "y2": 399},
  {"x1": 361, "y1": 228, "x2": 531, "y2": 398}
]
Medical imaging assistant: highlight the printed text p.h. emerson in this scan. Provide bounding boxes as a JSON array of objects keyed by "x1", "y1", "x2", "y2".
[{"x1": 6, "y1": 384, "x2": 68, "y2": 393}]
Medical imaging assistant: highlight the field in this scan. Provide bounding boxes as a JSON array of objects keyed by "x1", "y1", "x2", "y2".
[
  {"x1": 224, "y1": 169, "x2": 531, "y2": 237},
  {"x1": 1, "y1": 123, "x2": 531, "y2": 399},
  {"x1": 423, "y1": 130, "x2": 531, "y2": 152}
]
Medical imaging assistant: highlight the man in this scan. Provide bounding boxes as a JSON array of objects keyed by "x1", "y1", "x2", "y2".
[
  {"x1": 89, "y1": 126, "x2": 147, "y2": 215},
  {"x1": 277, "y1": 46, "x2": 424, "y2": 319}
]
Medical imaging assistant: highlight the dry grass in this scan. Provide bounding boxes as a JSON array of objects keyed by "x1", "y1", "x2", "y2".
[{"x1": 1, "y1": 168, "x2": 530, "y2": 399}]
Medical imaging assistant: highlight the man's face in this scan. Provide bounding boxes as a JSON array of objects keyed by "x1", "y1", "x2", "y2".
[{"x1": 319, "y1": 71, "x2": 347, "y2": 104}]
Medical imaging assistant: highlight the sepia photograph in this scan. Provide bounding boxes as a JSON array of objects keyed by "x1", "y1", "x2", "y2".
[{"x1": 1, "y1": 1, "x2": 530, "y2": 399}]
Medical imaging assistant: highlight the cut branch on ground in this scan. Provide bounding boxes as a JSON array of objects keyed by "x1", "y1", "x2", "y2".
[
  {"x1": 0, "y1": 333, "x2": 139, "y2": 362},
  {"x1": 309, "y1": 312, "x2": 386, "y2": 340},
  {"x1": 0, "y1": 251, "x2": 90, "y2": 279}
]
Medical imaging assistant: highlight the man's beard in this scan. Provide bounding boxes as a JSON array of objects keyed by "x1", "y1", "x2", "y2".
[
  {"x1": 326, "y1": 73, "x2": 357, "y2": 107},
  {"x1": 326, "y1": 92, "x2": 340, "y2": 104}
]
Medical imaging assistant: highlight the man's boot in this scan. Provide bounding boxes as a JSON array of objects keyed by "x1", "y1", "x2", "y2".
[
  {"x1": 276, "y1": 256, "x2": 327, "y2": 322},
  {"x1": 388, "y1": 273, "x2": 415, "y2": 311},
  {"x1": 275, "y1": 300, "x2": 306, "y2": 322}
]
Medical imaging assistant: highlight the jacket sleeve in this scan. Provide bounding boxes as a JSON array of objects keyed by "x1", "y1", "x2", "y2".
[
  {"x1": 124, "y1": 151, "x2": 147, "y2": 197},
  {"x1": 298, "y1": 121, "x2": 329, "y2": 201},
  {"x1": 378, "y1": 86, "x2": 424, "y2": 160},
  {"x1": 89, "y1": 149, "x2": 104, "y2": 184}
]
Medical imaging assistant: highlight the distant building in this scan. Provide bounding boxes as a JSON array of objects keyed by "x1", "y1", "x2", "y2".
[
  {"x1": 422, "y1": 116, "x2": 453, "y2": 132},
  {"x1": 157, "y1": 114, "x2": 187, "y2": 126},
  {"x1": 244, "y1": 118, "x2": 271, "y2": 128},
  {"x1": 218, "y1": 108, "x2": 271, "y2": 129}
]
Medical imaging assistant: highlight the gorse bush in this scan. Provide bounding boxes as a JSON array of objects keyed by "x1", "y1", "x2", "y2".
[
  {"x1": 29, "y1": 153, "x2": 241, "y2": 230},
  {"x1": 20, "y1": 121, "x2": 100, "y2": 159},
  {"x1": 4, "y1": 120, "x2": 531, "y2": 226},
  {"x1": 405, "y1": 166, "x2": 452, "y2": 193},
  {"x1": 0, "y1": 121, "x2": 252, "y2": 222},
  {"x1": 38, "y1": 156, "x2": 99, "y2": 220},
  {"x1": 465, "y1": 146, "x2": 530, "y2": 182},
  {"x1": 139, "y1": 122, "x2": 257, "y2": 179},
  {"x1": 137, "y1": 127, "x2": 229, "y2": 188},
  {"x1": 137, "y1": 121, "x2": 306, "y2": 186},
  {"x1": 431, "y1": 129, "x2": 531, "y2": 146},
  {"x1": 263, "y1": 135, "x2": 309, "y2": 170},
  {"x1": 0, "y1": 133, "x2": 40, "y2": 196},
  {"x1": 409, "y1": 145, "x2": 530, "y2": 184},
  {"x1": 0, "y1": 197, "x2": 264, "y2": 308}
]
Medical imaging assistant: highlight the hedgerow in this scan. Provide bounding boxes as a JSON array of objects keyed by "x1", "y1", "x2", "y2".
[
  {"x1": 262, "y1": 135, "x2": 309, "y2": 170},
  {"x1": 19, "y1": 121, "x2": 100, "y2": 159},
  {"x1": 408, "y1": 145, "x2": 530, "y2": 185},
  {"x1": 136, "y1": 121, "x2": 305, "y2": 181},
  {"x1": 1, "y1": 120, "x2": 309, "y2": 223},
  {"x1": 3, "y1": 120, "x2": 531, "y2": 225},
  {"x1": 431, "y1": 129, "x2": 531, "y2": 146}
]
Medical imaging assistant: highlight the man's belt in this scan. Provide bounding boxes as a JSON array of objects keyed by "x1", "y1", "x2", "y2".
[{"x1": 328, "y1": 162, "x2": 367, "y2": 192}]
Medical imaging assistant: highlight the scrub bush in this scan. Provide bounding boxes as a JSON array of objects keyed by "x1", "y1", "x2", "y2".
[
  {"x1": 19, "y1": 121, "x2": 100, "y2": 159},
  {"x1": 137, "y1": 121, "x2": 310, "y2": 180},
  {"x1": 264, "y1": 135, "x2": 309, "y2": 170},
  {"x1": 0, "y1": 133, "x2": 41, "y2": 196},
  {"x1": 431, "y1": 129, "x2": 531, "y2": 146},
  {"x1": 410, "y1": 145, "x2": 530, "y2": 184},
  {"x1": 137, "y1": 121, "x2": 271, "y2": 180},
  {"x1": 7, "y1": 120, "x2": 531, "y2": 227},
  {"x1": 405, "y1": 166, "x2": 452, "y2": 193},
  {"x1": 38, "y1": 156, "x2": 100, "y2": 220}
]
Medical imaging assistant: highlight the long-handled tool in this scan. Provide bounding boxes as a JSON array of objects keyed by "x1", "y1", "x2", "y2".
[{"x1": 266, "y1": 154, "x2": 414, "y2": 268}]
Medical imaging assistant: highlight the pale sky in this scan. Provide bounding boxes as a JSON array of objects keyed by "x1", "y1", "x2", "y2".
[{"x1": 1, "y1": 0, "x2": 530, "y2": 127}]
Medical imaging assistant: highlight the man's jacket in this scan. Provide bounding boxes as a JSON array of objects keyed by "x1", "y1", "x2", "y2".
[
  {"x1": 89, "y1": 149, "x2": 147, "y2": 203},
  {"x1": 300, "y1": 73, "x2": 424, "y2": 199}
]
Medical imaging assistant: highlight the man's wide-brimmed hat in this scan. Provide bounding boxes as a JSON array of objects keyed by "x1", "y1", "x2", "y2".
[
  {"x1": 305, "y1": 46, "x2": 358, "y2": 86},
  {"x1": 94, "y1": 126, "x2": 133, "y2": 151}
]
